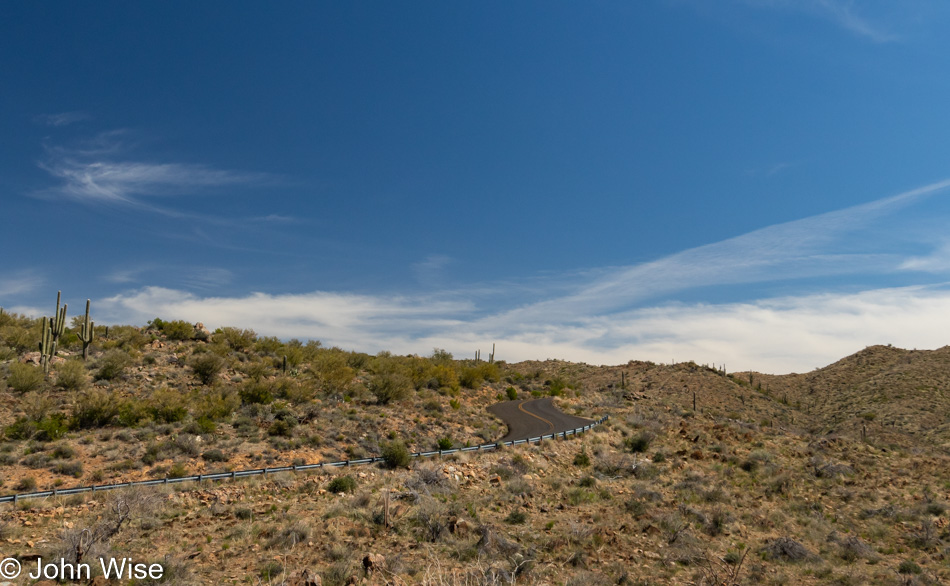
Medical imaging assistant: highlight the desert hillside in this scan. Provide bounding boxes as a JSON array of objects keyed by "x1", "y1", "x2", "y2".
[
  {"x1": 2, "y1": 309, "x2": 950, "y2": 585},
  {"x1": 740, "y1": 344, "x2": 950, "y2": 451}
]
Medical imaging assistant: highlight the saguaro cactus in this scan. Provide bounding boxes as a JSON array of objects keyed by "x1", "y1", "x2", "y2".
[
  {"x1": 77, "y1": 299, "x2": 95, "y2": 360},
  {"x1": 49, "y1": 291, "x2": 67, "y2": 356},
  {"x1": 38, "y1": 316, "x2": 54, "y2": 376}
]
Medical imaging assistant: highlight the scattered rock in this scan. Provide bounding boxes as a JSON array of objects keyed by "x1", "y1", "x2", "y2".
[
  {"x1": 449, "y1": 517, "x2": 471, "y2": 535},
  {"x1": 289, "y1": 569, "x2": 322, "y2": 586},
  {"x1": 362, "y1": 553, "x2": 385, "y2": 573},
  {"x1": 194, "y1": 322, "x2": 212, "y2": 341}
]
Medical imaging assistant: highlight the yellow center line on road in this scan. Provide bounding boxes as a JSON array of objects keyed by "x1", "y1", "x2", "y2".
[{"x1": 518, "y1": 400, "x2": 555, "y2": 434}]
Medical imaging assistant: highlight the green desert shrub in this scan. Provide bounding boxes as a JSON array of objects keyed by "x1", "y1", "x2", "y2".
[
  {"x1": 117, "y1": 400, "x2": 149, "y2": 427},
  {"x1": 101, "y1": 325, "x2": 149, "y2": 350},
  {"x1": 193, "y1": 387, "x2": 241, "y2": 420},
  {"x1": 313, "y1": 350, "x2": 356, "y2": 396},
  {"x1": 189, "y1": 352, "x2": 226, "y2": 386},
  {"x1": 625, "y1": 430, "x2": 655, "y2": 453},
  {"x1": 505, "y1": 510, "x2": 527, "y2": 525},
  {"x1": 254, "y1": 336, "x2": 284, "y2": 355},
  {"x1": 214, "y1": 327, "x2": 257, "y2": 351},
  {"x1": 148, "y1": 387, "x2": 189, "y2": 423},
  {"x1": 2, "y1": 321, "x2": 38, "y2": 351},
  {"x1": 459, "y1": 362, "x2": 500, "y2": 389},
  {"x1": 239, "y1": 380, "x2": 274, "y2": 405},
  {"x1": 368, "y1": 368, "x2": 413, "y2": 404},
  {"x1": 162, "y1": 320, "x2": 195, "y2": 341},
  {"x1": 5, "y1": 414, "x2": 68, "y2": 442},
  {"x1": 574, "y1": 450, "x2": 591, "y2": 467},
  {"x1": 54, "y1": 359, "x2": 88, "y2": 391},
  {"x1": 327, "y1": 475, "x2": 357, "y2": 494},
  {"x1": 95, "y1": 349, "x2": 132, "y2": 381},
  {"x1": 241, "y1": 360, "x2": 269, "y2": 381},
  {"x1": 21, "y1": 391, "x2": 54, "y2": 423},
  {"x1": 268, "y1": 408, "x2": 298, "y2": 437},
  {"x1": 71, "y1": 389, "x2": 120, "y2": 428},
  {"x1": 381, "y1": 439, "x2": 411, "y2": 469},
  {"x1": 16, "y1": 477, "x2": 37, "y2": 491},
  {"x1": 202, "y1": 449, "x2": 229, "y2": 463},
  {"x1": 6, "y1": 362, "x2": 45, "y2": 393}
]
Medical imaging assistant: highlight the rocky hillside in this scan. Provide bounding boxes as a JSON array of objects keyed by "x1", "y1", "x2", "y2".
[
  {"x1": 741, "y1": 345, "x2": 950, "y2": 451},
  {"x1": 2, "y1": 310, "x2": 950, "y2": 584}
]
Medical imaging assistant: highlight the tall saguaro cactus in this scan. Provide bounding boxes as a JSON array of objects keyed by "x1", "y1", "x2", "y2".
[
  {"x1": 77, "y1": 299, "x2": 95, "y2": 360},
  {"x1": 39, "y1": 316, "x2": 54, "y2": 376},
  {"x1": 49, "y1": 290, "x2": 67, "y2": 356}
]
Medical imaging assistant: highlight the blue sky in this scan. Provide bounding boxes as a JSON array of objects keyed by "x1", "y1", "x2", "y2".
[{"x1": 4, "y1": 1, "x2": 950, "y2": 373}]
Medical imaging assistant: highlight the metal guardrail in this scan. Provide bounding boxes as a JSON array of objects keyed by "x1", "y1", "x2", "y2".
[{"x1": 0, "y1": 415, "x2": 608, "y2": 505}]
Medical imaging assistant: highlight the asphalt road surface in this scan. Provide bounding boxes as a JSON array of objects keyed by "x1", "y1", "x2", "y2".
[{"x1": 487, "y1": 397, "x2": 595, "y2": 442}]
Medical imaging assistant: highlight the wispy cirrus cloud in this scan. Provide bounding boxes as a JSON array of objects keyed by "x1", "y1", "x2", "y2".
[
  {"x1": 733, "y1": 0, "x2": 898, "y2": 42},
  {"x1": 40, "y1": 159, "x2": 267, "y2": 204},
  {"x1": 413, "y1": 254, "x2": 454, "y2": 288},
  {"x1": 55, "y1": 178, "x2": 950, "y2": 373},
  {"x1": 810, "y1": 0, "x2": 897, "y2": 42},
  {"x1": 35, "y1": 111, "x2": 90, "y2": 127},
  {"x1": 36, "y1": 131, "x2": 272, "y2": 207},
  {"x1": 104, "y1": 265, "x2": 233, "y2": 291},
  {"x1": 492, "y1": 178, "x2": 950, "y2": 323},
  {"x1": 0, "y1": 269, "x2": 45, "y2": 298}
]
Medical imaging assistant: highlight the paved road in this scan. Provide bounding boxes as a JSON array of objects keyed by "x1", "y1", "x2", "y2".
[{"x1": 487, "y1": 397, "x2": 595, "y2": 442}]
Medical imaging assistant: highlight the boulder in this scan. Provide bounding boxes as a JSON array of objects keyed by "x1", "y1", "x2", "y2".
[
  {"x1": 362, "y1": 553, "x2": 385, "y2": 574},
  {"x1": 194, "y1": 322, "x2": 212, "y2": 341},
  {"x1": 288, "y1": 569, "x2": 322, "y2": 586}
]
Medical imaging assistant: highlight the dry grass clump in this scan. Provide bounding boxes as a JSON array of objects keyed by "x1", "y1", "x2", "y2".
[{"x1": 759, "y1": 537, "x2": 816, "y2": 562}]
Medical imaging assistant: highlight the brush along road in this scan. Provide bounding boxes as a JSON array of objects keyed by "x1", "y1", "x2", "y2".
[{"x1": 487, "y1": 397, "x2": 595, "y2": 443}]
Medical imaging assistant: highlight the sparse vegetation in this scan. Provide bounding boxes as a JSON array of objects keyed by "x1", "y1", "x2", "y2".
[
  {"x1": 0, "y1": 324, "x2": 948, "y2": 585},
  {"x1": 94, "y1": 348, "x2": 132, "y2": 381},
  {"x1": 6, "y1": 362, "x2": 45, "y2": 393},
  {"x1": 189, "y1": 352, "x2": 226, "y2": 385}
]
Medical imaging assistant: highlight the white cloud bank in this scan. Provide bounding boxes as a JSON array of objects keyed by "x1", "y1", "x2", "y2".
[{"x1": 93, "y1": 283, "x2": 950, "y2": 375}]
